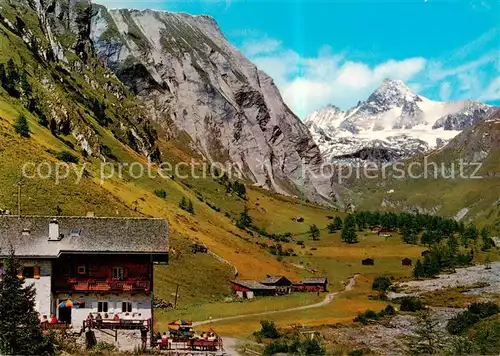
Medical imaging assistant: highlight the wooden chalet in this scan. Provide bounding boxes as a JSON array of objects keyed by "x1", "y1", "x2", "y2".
[
  {"x1": 0, "y1": 216, "x2": 169, "y2": 329},
  {"x1": 261, "y1": 276, "x2": 293, "y2": 295},
  {"x1": 230, "y1": 280, "x2": 276, "y2": 298},
  {"x1": 292, "y1": 277, "x2": 328, "y2": 292},
  {"x1": 362, "y1": 258, "x2": 375, "y2": 266},
  {"x1": 402, "y1": 258, "x2": 412, "y2": 266},
  {"x1": 370, "y1": 226, "x2": 382, "y2": 233}
]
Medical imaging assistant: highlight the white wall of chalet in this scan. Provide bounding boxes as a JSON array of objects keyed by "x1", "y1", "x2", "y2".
[
  {"x1": 55, "y1": 293, "x2": 152, "y2": 327},
  {"x1": 21, "y1": 260, "x2": 53, "y2": 318}
]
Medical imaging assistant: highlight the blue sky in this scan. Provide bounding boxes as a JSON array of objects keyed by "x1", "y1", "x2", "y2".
[{"x1": 96, "y1": 0, "x2": 500, "y2": 118}]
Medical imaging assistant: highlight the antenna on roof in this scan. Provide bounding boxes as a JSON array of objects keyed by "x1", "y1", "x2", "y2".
[
  {"x1": 13, "y1": 182, "x2": 21, "y2": 217},
  {"x1": 17, "y1": 183, "x2": 21, "y2": 217}
]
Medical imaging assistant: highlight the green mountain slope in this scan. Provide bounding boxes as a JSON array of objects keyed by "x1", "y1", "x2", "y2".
[
  {"x1": 350, "y1": 109, "x2": 500, "y2": 232},
  {"x1": 0, "y1": 0, "x2": 338, "y2": 299}
]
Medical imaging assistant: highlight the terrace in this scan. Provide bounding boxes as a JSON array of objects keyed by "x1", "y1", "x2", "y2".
[{"x1": 53, "y1": 278, "x2": 151, "y2": 293}]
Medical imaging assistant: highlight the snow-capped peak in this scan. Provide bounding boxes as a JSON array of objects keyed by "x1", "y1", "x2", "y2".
[{"x1": 305, "y1": 79, "x2": 496, "y2": 163}]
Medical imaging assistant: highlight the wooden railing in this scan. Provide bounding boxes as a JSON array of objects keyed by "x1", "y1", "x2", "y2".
[
  {"x1": 40, "y1": 322, "x2": 70, "y2": 331},
  {"x1": 54, "y1": 278, "x2": 151, "y2": 293},
  {"x1": 83, "y1": 318, "x2": 151, "y2": 330}
]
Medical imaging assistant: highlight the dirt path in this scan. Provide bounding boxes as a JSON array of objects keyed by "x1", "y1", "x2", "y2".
[{"x1": 193, "y1": 274, "x2": 359, "y2": 327}]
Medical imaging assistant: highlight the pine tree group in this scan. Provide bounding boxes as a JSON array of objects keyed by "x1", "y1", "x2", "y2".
[
  {"x1": 179, "y1": 197, "x2": 195, "y2": 214},
  {"x1": 341, "y1": 214, "x2": 358, "y2": 244},
  {"x1": 236, "y1": 207, "x2": 253, "y2": 229},
  {"x1": 327, "y1": 216, "x2": 343, "y2": 233},
  {"x1": 0, "y1": 250, "x2": 53, "y2": 355}
]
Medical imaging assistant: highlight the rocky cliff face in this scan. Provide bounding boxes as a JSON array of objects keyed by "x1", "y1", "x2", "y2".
[
  {"x1": 90, "y1": 7, "x2": 334, "y2": 203},
  {"x1": 0, "y1": 0, "x2": 161, "y2": 160}
]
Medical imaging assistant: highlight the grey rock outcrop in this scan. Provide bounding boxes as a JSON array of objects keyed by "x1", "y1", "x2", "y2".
[{"x1": 90, "y1": 8, "x2": 335, "y2": 203}]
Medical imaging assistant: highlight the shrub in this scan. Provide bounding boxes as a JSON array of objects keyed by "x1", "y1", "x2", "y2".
[
  {"x1": 400, "y1": 296, "x2": 425, "y2": 312},
  {"x1": 300, "y1": 339, "x2": 326, "y2": 355},
  {"x1": 354, "y1": 309, "x2": 379, "y2": 324},
  {"x1": 14, "y1": 114, "x2": 30, "y2": 137},
  {"x1": 372, "y1": 276, "x2": 392, "y2": 292},
  {"x1": 56, "y1": 151, "x2": 79, "y2": 163},
  {"x1": 447, "y1": 302, "x2": 500, "y2": 335},
  {"x1": 255, "y1": 320, "x2": 280, "y2": 339},
  {"x1": 154, "y1": 189, "x2": 167, "y2": 199},
  {"x1": 263, "y1": 340, "x2": 288, "y2": 355},
  {"x1": 381, "y1": 304, "x2": 396, "y2": 316},
  {"x1": 179, "y1": 197, "x2": 195, "y2": 214}
]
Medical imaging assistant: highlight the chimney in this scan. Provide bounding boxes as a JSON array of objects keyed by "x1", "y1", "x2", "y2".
[{"x1": 48, "y1": 219, "x2": 60, "y2": 241}]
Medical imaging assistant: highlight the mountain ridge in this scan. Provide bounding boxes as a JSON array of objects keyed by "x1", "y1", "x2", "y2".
[
  {"x1": 90, "y1": 5, "x2": 336, "y2": 204},
  {"x1": 306, "y1": 79, "x2": 496, "y2": 163}
]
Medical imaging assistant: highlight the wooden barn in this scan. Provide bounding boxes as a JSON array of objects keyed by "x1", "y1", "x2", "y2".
[
  {"x1": 378, "y1": 230, "x2": 392, "y2": 237},
  {"x1": 230, "y1": 280, "x2": 276, "y2": 299},
  {"x1": 371, "y1": 226, "x2": 382, "y2": 233},
  {"x1": 362, "y1": 258, "x2": 375, "y2": 266},
  {"x1": 292, "y1": 277, "x2": 328, "y2": 293},
  {"x1": 402, "y1": 258, "x2": 412, "y2": 266},
  {"x1": 261, "y1": 276, "x2": 293, "y2": 295}
]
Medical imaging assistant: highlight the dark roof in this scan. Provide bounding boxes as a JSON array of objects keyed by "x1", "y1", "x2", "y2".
[
  {"x1": 301, "y1": 277, "x2": 328, "y2": 284},
  {"x1": 231, "y1": 280, "x2": 276, "y2": 290},
  {"x1": 0, "y1": 216, "x2": 169, "y2": 258},
  {"x1": 261, "y1": 276, "x2": 291, "y2": 284}
]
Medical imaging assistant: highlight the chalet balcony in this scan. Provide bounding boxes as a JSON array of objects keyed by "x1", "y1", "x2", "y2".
[{"x1": 54, "y1": 278, "x2": 151, "y2": 294}]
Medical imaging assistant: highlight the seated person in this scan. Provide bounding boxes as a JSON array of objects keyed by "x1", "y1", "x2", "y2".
[
  {"x1": 113, "y1": 313, "x2": 120, "y2": 321},
  {"x1": 49, "y1": 314, "x2": 58, "y2": 324},
  {"x1": 40, "y1": 315, "x2": 48, "y2": 324},
  {"x1": 104, "y1": 313, "x2": 109, "y2": 319}
]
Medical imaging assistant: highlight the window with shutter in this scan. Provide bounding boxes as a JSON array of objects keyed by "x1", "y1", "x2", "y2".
[
  {"x1": 121, "y1": 301, "x2": 132, "y2": 313},
  {"x1": 98, "y1": 301, "x2": 108, "y2": 313}
]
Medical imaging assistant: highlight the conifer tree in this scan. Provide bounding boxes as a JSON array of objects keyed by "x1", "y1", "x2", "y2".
[
  {"x1": 187, "y1": 199, "x2": 195, "y2": 215},
  {"x1": 341, "y1": 214, "x2": 358, "y2": 244},
  {"x1": 0, "y1": 63, "x2": 7, "y2": 88},
  {"x1": 327, "y1": 221, "x2": 336, "y2": 233},
  {"x1": 413, "y1": 259, "x2": 424, "y2": 278},
  {"x1": 13, "y1": 113, "x2": 30, "y2": 137},
  {"x1": 0, "y1": 249, "x2": 52, "y2": 355},
  {"x1": 309, "y1": 224, "x2": 320, "y2": 241},
  {"x1": 333, "y1": 216, "x2": 343, "y2": 230},
  {"x1": 236, "y1": 207, "x2": 252, "y2": 229},
  {"x1": 179, "y1": 196, "x2": 187, "y2": 210}
]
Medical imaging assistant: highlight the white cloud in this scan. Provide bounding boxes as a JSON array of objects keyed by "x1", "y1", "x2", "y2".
[
  {"x1": 246, "y1": 41, "x2": 428, "y2": 117},
  {"x1": 242, "y1": 38, "x2": 282, "y2": 56},
  {"x1": 240, "y1": 29, "x2": 499, "y2": 118},
  {"x1": 439, "y1": 82, "x2": 452, "y2": 101},
  {"x1": 480, "y1": 76, "x2": 500, "y2": 101}
]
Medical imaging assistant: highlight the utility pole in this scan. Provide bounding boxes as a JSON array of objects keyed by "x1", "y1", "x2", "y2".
[
  {"x1": 17, "y1": 183, "x2": 21, "y2": 217},
  {"x1": 174, "y1": 285, "x2": 180, "y2": 309}
]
